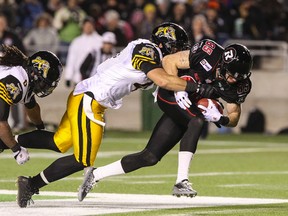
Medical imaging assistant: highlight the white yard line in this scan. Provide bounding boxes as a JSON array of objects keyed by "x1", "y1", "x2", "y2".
[
  {"x1": 1, "y1": 170, "x2": 288, "y2": 183},
  {"x1": 1, "y1": 190, "x2": 288, "y2": 216},
  {"x1": 1, "y1": 146, "x2": 288, "y2": 159}
]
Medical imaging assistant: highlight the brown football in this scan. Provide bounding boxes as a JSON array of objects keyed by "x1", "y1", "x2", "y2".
[{"x1": 197, "y1": 98, "x2": 223, "y2": 114}]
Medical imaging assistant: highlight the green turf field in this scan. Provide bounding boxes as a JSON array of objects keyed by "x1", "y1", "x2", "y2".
[{"x1": 1, "y1": 131, "x2": 288, "y2": 215}]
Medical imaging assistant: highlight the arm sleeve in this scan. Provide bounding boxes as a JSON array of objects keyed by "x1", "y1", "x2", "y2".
[
  {"x1": 131, "y1": 43, "x2": 162, "y2": 74},
  {"x1": 24, "y1": 95, "x2": 37, "y2": 109},
  {"x1": 0, "y1": 98, "x2": 10, "y2": 121}
]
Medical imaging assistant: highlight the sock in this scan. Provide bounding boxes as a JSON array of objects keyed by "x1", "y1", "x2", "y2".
[
  {"x1": 93, "y1": 160, "x2": 125, "y2": 181},
  {"x1": 31, "y1": 172, "x2": 48, "y2": 189},
  {"x1": 176, "y1": 151, "x2": 193, "y2": 183}
]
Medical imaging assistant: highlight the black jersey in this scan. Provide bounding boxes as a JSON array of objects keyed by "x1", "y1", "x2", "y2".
[
  {"x1": 212, "y1": 77, "x2": 252, "y2": 104},
  {"x1": 157, "y1": 39, "x2": 252, "y2": 125},
  {"x1": 187, "y1": 39, "x2": 224, "y2": 83}
]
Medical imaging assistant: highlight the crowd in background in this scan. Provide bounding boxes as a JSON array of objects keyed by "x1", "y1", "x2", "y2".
[
  {"x1": 1, "y1": 0, "x2": 288, "y2": 61},
  {"x1": 1, "y1": 0, "x2": 287, "y2": 132}
]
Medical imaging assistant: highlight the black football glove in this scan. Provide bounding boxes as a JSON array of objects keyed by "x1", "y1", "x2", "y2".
[{"x1": 197, "y1": 84, "x2": 216, "y2": 98}]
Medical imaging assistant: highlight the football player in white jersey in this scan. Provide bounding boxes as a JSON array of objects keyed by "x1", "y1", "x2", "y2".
[
  {"x1": 0, "y1": 45, "x2": 62, "y2": 165},
  {"x1": 15, "y1": 22, "x2": 216, "y2": 208}
]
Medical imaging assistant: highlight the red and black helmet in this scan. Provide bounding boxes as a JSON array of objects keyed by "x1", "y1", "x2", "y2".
[{"x1": 220, "y1": 44, "x2": 253, "y2": 81}]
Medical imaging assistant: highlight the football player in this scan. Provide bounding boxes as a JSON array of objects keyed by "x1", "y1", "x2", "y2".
[
  {"x1": 77, "y1": 40, "x2": 252, "y2": 200},
  {"x1": 15, "y1": 22, "x2": 215, "y2": 208},
  {"x1": 0, "y1": 45, "x2": 62, "y2": 164}
]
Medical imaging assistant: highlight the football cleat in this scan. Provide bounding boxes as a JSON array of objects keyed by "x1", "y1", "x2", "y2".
[
  {"x1": 78, "y1": 167, "x2": 98, "y2": 202},
  {"x1": 16, "y1": 176, "x2": 39, "y2": 208},
  {"x1": 172, "y1": 179, "x2": 197, "y2": 198}
]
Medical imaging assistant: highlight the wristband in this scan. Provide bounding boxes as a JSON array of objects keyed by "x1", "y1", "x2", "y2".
[
  {"x1": 11, "y1": 143, "x2": 21, "y2": 153},
  {"x1": 217, "y1": 116, "x2": 230, "y2": 126},
  {"x1": 185, "y1": 81, "x2": 199, "y2": 93}
]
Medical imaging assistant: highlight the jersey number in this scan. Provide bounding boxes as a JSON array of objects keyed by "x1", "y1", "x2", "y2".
[{"x1": 202, "y1": 41, "x2": 216, "y2": 55}]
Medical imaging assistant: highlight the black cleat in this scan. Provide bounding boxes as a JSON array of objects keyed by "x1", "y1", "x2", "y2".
[{"x1": 16, "y1": 176, "x2": 39, "y2": 208}]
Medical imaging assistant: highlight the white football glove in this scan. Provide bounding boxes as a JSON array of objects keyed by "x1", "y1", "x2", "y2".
[
  {"x1": 174, "y1": 91, "x2": 192, "y2": 110},
  {"x1": 13, "y1": 146, "x2": 30, "y2": 165},
  {"x1": 198, "y1": 99, "x2": 223, "y2": 122}
]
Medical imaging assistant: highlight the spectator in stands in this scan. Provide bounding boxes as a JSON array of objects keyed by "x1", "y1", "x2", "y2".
[
  {"x1": 44, "y1": 0, "x2": 63, "y2": 16},
  {"x1": 155, "y1": 0, "x2": 171, "y2": 22},
  {"x1": 205, "y1": 2, "x2": 228, "y2": 44},
  {"x1": 167, "y1": 3, "x2": 191, "y2": 32},
  {"x1": 53, "y1": 0, "x2": 86, "y2": 65},
  {"x1": 65, "y1": 16, "x2": 103, "y2": 87},
  {"x1": 23, "y1": 12, "x2": 59, "y2": 56},
  {"x1": 80, "y1": 31, "x2": 117, "y2": 79},
  {"x1": 133, "y1": 3, "x2": 162, "y2": 40},
  {"x1": 85, "y1": 3, "x2": 105, "y2": 33},
  {"x1": 99, "y1": 9, "x2": 130, "y2": 47},
  {"x1": 0, "y1": 13, "x2": 28, "y2": 132},
  {"x1": 17, "y1": 0, "x2": 44, "y2": 36},
  {"x1": 101, "y1": 0, "x2": 128, "y2": 21},
  {"x1": 0, "y1": 0, "x2": 18, "y2": 28},
  {"x1": 190, "y1": 14, "x2": 215, "y2": 44}
]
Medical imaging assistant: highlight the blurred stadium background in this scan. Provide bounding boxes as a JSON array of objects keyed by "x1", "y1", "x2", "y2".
[{"x1": 1, "y1": 0, "x2": 288, "y2": 135}]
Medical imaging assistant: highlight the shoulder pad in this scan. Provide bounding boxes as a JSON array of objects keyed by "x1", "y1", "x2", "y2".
[
  {"x1": 0, "y1": 75, "x2": 23, "y2": 104},
  {"x1": 132, "y1": 43, "x2": 162, "y2": 63}
]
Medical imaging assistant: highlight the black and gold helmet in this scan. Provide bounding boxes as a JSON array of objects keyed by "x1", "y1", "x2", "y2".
[
  {"x1": 27, "y1": 51, "x2": 63, "y2": 97},
  {"x1": 151, "y1": 22, "x2": 189, "y2": 56}
]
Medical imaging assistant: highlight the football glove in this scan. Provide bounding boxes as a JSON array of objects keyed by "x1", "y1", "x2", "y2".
[
  {"x1": 197, "y1": 84, "x2": 215, "y2": 98},
  {"x1": 197, "y1": 99, "x2": 223, "y2": 122},
  {"x1": 13, "y1": 146, "x2": 30, "y2": 165},
  {"x1": 174, "y1": 91, "x2": 192, "y2": 110}
]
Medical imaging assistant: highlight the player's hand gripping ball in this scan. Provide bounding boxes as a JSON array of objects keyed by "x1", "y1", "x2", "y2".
[{"x1": 197, "y1": 98, "x2": 224, "y2": 122}]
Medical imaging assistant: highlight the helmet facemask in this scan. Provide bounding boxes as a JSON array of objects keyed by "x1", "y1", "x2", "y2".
[
  {"x1": 29, "y1": 66, "x2": 59, "y2": 97},
  {"x1": 220, "y1": 64, "x2": 251, "y2": 83}
]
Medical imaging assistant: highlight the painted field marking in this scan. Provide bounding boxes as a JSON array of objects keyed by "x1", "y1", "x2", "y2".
[
  {"x1": 1, "y1": 190, "x2": 288, "y2": 216},
  {"x1": 1, "y1": 170, "x2": 288, "y2": 183},
  {"x1": 1, "y1": 145, "x2": 288, "y2": 159}
]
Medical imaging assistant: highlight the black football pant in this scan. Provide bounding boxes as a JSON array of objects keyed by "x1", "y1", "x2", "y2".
[
  {"x1": 121, "y1": 88, "x2": 205, "y2": 173},
  {"x1": 0, "y1": 130, "x2": 85, "y2": 189}
]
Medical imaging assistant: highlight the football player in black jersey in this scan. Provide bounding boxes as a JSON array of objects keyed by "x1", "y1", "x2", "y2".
[
  {"x1": 77, "y1": 40, "x2": 252, "y2": 200},
  {"x1": 0, "y1": 45, "x2": 63, "y2": 164}
]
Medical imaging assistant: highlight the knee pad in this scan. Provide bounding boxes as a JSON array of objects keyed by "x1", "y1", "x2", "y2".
[{"x1": 121, "y1": 149, "x2": 159, "y2": 173}]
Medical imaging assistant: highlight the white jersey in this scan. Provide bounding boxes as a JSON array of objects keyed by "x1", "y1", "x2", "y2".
[
  {"x1": 0, "y1": 65, "x2": 33, "y2": 105},
  {"x1": 74, "y1": 39, "x2": 163, "y2": 109}
]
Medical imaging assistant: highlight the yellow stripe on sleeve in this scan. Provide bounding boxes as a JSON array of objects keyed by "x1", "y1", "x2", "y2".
[
  {"x1": 0, "y1": 83, "x2": 13, "y2": 105},
  {"x1": 132, "y1": 54, "x2": 157, "y2": 70}
]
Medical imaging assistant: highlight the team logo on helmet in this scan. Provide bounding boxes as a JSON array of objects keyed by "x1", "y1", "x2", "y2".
[
  {"x1": 223, "y1": 47, "x2": 238, "y2": 63},
  {"x1": 139, "y1": 46, "x2": 155, "y2": 59},
  {"x1": 31, "y1": 56, "x2": 50, "y2": 78},
  {"x1": 155, "y1": 26, "x2": 176, "y2": 41}
]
